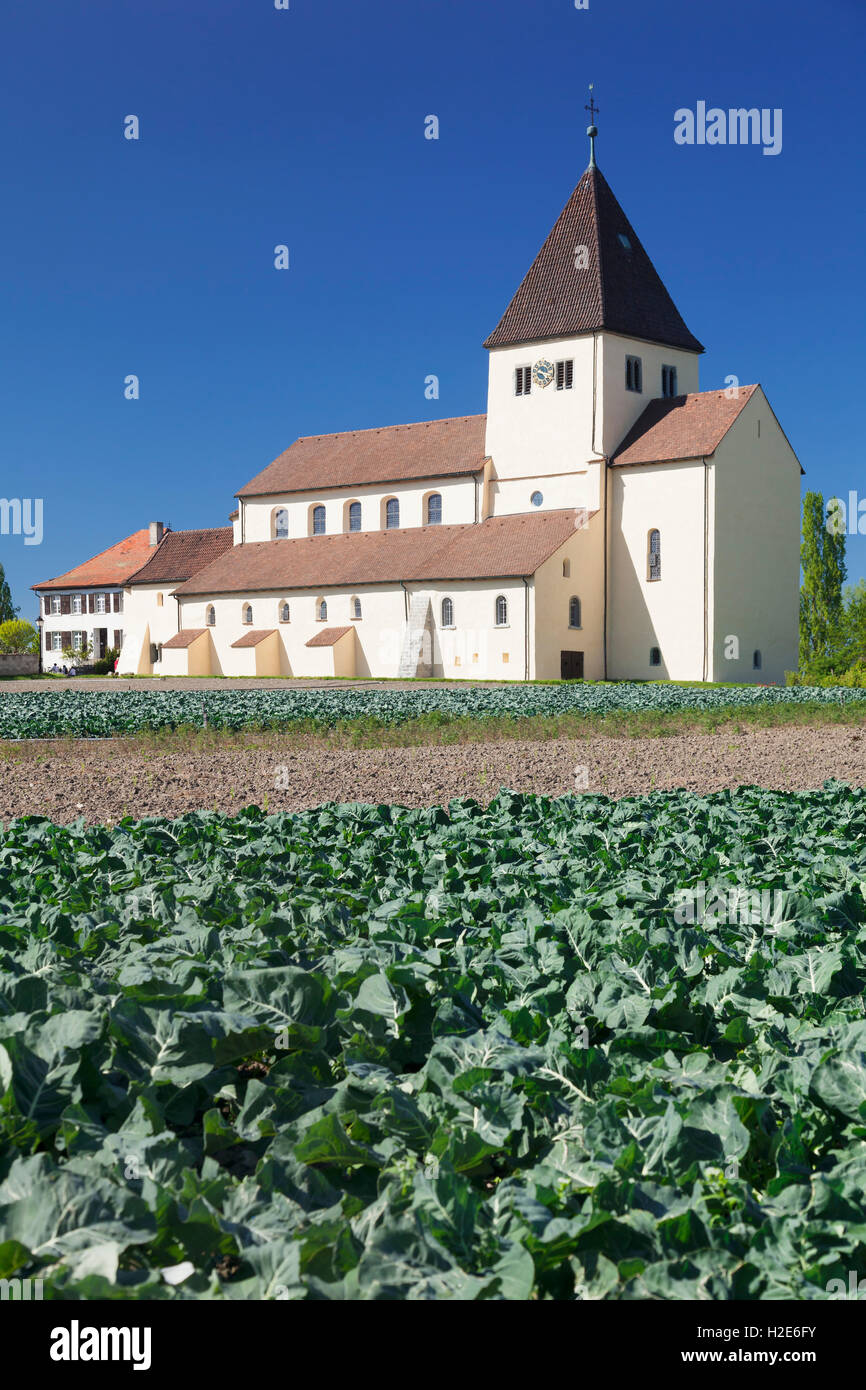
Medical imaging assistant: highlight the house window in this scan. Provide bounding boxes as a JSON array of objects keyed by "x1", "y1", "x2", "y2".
[
  {"x1": 52, "y1": 632, "x2": 62, "y2": 651},
  {"x1": 116, "y1": 593, "x2": 123, "y2": 613},
  {"x1": 351, "y1": 596, "x2": 362, "y2": 620},
  {"x1": 317, "y1": 599, "x2": 328, "y2": 621},
  {"x1": 626, "y1": 355, "x2": 643, "y2": 392},
  {"x1": 51, "y1": 595, "x2": 61, "y2": 614},
  {"x1": 441, "y1": 596, "x2": 454, "y2": 627},
  {"x1": 385, "y1": 497, "x2": 400, "y2": 530},
  {"x1": 515, "y1": 366, "x2": 532, "y2": 396},
  {"x1": 648, "y1": 529, "x2": 661, "y2": 581},
  {"x1": 569, "y1": 597, "x2": 582, "y2": 628},
  {"x1": 274, "y1": 508, "x2": 289, "y2": 539},
  {"x1": 96, "y1": 594, "x2": 107, "y2": 614},
  {"x1": 753, "y1": 649, "x2": 762, "y2": 670},
  {"x1": 650, "y1": 646, "x2": 661, "y2": 666},
  {"x1": 348, "y1": 501, "x2": 361, "y2": 532},
  {"x1": 531, "y1": 491, "x2": 543, "y2": 507},
  {"x1": 495, "y1": 595, "x2": 508, "y2": 627},
  {"x1": 72, "y1": 632, "x2": 83, "y2": 652},
  {"x1": 661, "y1": 365, "x2": 678, "y2": 398},
  {"x1": 279, "y1": 602, "x2": 290, "y2": 623},
  {"x1": 206, "y1": 605, "x2": 216, "y2": 626},
  {"x1": 426, "y1": 493, "x2": 442, "y2": 526},
  {"x1": 312, "y1": 505, "x2": 326, "y2": 536},
  {"x1": 556, "y1": 359, "x2": 574, "y2": 391},
  {"x1": 72, "y1": 595, "x2": 82, "y2": 615},
  {"x1": 242, "y1": 603, "x2": 253, "y2": 624}
]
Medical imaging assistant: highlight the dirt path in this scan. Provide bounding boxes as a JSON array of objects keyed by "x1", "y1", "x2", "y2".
[{"x1": 1, "y1": 725, "x2": 864, "y2": 823}]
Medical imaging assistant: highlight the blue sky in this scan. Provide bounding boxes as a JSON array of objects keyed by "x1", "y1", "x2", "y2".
[{"x1": 2, "y1": 0, "x2": 865, "y2": 616}]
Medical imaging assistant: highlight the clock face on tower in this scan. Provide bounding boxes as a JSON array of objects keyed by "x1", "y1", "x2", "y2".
[{"x1": 532, "y1": 358, "x2": 554, "y2": 389}]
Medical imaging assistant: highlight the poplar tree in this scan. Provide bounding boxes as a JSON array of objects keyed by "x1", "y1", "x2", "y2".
[
  {"x1": 800, "y1": 491, "x2": 846, "y2": 671},
  {"x1": 0, "y1": 565, "x2": 17, "y2": 624}
]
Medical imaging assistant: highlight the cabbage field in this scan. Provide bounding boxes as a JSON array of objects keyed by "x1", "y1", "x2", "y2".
[
  {"x1": 1, "y1": 783, "x2": 866, "y2": 1300},
  {"x1": 0, "y1": 682, "x2": 865, "y2": 738}
]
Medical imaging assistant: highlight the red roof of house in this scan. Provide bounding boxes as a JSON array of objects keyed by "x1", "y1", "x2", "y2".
[
  {"x1": 236, "y1": 415, "x2": 488, "y2": 498},
  {"x1": 175, "y1": 509, "x2": 589, "y2": 597},
  {"x1": 230, "y1": 629, "x2": 278, "y2": 648},
  {"x1": 484, "y1": 165, "x2": 703, "y2": 354},
  {"x1": 127, "y1": 527, "x2": 233, "y2": 585},
  {"x1": 32, "y1": 529, "x2": 155, "y2": 591},
  {"x1": 612, "y1": 386, "x2": 759, "y2": 465},
  {"x1": 305, "y1": 626, "x2": 354, "y2": 648},
  {"x1": 162, "y1": 629, "x2": 207, "y2": 650}
]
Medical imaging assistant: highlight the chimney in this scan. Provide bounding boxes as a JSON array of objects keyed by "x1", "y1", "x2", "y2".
[{"x1": 149, "y1": 521, "x2": 165, "y2": 547}]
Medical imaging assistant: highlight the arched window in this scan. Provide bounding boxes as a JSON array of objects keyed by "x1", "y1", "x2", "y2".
[
  {"x1": 348, "y1": 501, "x2": 361, "y2": 532},
  {"x1": 242, "y1": 603, "x2": 253, "y2": 625},
  {"x1": 753, "y1": 649, "x2": 762, "y2": 670},
  {"x1": 495, "y1": 595, "x2": 508, "y2": 626},
  {"x1": 569, "y1": 596, "x2": 581, "y2": 629},
  {"x1": 312, "y1": 505, "x2": 326, "y2": 536},
  {"x1": 648, "y1": 529, "x2": 661, "y2": 581},
  {"x1": 273, "y1": 508, "x2": 288, "y2": 539},
  {"x1": 351, "y1": 596, "x2": 362, "y2": 620},
  {"x1": 441, "y1": 596, "x2": 454, "y2": 627},
  {"x1": 205, "y1": 605, "x2": 216, "y2": 627},
  {"x1": 562, "y1": 559, "x2": 570, "y2": 579},
  {"x1": 279, "y1": 601, "x2": 290, "y2": 623},
  {"x1": 317, "y1": 598, "x2": 328, "y2": 621},
  {"x1": 426, "y1": 493, "x2": 442, "y2": 526},
  {"x1": 385, "y1": 497, "x2": 400, "y2": 530},
  {"x1": 650, "y1": 646, "x2": 661, "y2": 666}
]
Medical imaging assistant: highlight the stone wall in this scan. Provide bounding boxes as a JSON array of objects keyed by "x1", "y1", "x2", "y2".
[{"x1": 0, "y1": 653, "x2": 40, "y2": 677}]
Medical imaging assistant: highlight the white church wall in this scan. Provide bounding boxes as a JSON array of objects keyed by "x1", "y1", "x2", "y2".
[
  {"x1": 490, "y1": 466, "x2": 598, "y2": 518},
  {"x1": 484, "y1": 336, "x2": 600, "y2": 507},
  {"x1": 709, "y1": 390, "x2": 800, "y2": 684},
  {"x1": 239, "y1": 474, "x2": 478, "y2": 544},
  {"x1": 600, "y1": 335, "x2": 700, "y2": 459},
  {"x1": 175, "y1": 578, "x2": 532, "y2": 681},
  {"x1": 532, "y1": 517, "x2": 605, "y2": 680},
  {"x1": 607, "y1": 460, "x2": 707, "y2": 680},
  {"x1": 117, "y1": 582, "x2": 181, "y2": 675}
]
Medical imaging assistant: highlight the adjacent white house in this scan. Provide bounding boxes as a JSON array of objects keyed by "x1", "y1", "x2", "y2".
[{"x1": 34, "y1": 132, "x2": 802, "y2": 683}]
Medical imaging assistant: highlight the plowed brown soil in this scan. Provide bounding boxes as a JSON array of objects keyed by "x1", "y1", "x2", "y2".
[{"x1": 1, "y1": 725, "x2": 864, "y2": 823}]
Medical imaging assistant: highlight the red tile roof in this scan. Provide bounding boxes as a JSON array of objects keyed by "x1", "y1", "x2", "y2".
[
  {"x1": 175, "y1": 510, "x2": 589, "y2": 597},
  {"x1": 162, "y1": 629, "x2": 207, "y2": 650},
  {"x1": 484, "y1": 165, "x2": 703, "y2": 354},
  {"x1": 32, "y1": 529, "x2": 155, "y2": 591},
  {"x1": 231, "y1": 629, "x2": 278, "y2": 648},
  {"x1": 127, "y1": 527, "x2": 233, "y2": 585},
  {"x1": 612, "y1": 386, "x2": 759, "y2": 465},
  {"x1": 236, "y1": 416, "x2": 488, "y2": 498},
  {"x1": 305, "y1": 626, "x2": 354, "y2": 648}
]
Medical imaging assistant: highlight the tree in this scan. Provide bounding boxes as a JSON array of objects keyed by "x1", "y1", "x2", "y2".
[
  {"x1": 0, "y1": 565, "x2": 17, "y2": 624},
  {"x1": 800, "y1": 491, "x2": 847, "y2": 672},
  {"x1": 0, "y1": 619, "x2": 39, "y2": 654}
]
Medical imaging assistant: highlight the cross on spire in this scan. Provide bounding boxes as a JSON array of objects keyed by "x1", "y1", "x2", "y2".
[{"x1": 585, "y1": 84, "x2": 599, "y2": 167}]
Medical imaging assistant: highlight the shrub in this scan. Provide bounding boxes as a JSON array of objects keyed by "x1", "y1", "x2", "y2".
[{"x1": 0, "y1": 619, "x2": 39, "y2": 655}]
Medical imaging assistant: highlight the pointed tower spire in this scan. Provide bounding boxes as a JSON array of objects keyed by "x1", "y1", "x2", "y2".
[
  {"x1": 585, "y1": 84, "x2": 599, "y2": 169},
  {"x1": 483, "y1": 160, "x2": 704, "y2": 353}
]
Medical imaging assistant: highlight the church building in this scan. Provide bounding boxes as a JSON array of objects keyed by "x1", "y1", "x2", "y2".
[{"x1": 36, "y1": 124, "x2": 802, "y2": 683}]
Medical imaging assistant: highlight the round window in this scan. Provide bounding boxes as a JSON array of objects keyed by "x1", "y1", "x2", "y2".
[{"x1": 531, "y1": 491, "x2": 543, "y2": 507}]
